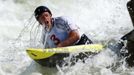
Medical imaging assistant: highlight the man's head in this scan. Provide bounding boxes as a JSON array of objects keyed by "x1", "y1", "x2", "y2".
[
  {"x1": 34, "y1": 6, "x2": 52, "y2": 29},
  {"x1": 34, "y1": 6, "x2": 52, "y2": 20}
]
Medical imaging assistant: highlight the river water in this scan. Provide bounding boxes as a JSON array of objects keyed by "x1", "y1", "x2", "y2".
[{"x1": 0, "y1": 0, "x2": 134, "y2": 75}]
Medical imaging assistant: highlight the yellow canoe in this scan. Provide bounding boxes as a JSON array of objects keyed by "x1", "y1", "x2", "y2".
[{"x1": 26, "y1": 44, "x2": 104, "y2": 67}]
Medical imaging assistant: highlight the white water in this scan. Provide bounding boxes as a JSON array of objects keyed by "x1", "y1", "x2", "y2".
[{"x1": 0, "y1": 0, "x2": 134, "y2": 75}]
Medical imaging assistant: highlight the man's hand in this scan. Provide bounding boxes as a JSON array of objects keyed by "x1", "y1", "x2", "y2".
[{"x1": 57, "y1": 43, "x2": 62, "y2": 47}]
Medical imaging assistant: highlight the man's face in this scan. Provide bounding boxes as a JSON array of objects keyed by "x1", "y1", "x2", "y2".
[{"x1": 38, "y1": 12, "x2": 52, "y2": 28}]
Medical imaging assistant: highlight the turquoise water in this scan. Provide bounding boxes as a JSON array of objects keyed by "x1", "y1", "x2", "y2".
[{"x1": 0, "y1": 0, "x2": 134, "y2": 75}]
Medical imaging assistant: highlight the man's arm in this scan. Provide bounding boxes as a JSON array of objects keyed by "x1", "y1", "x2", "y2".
[{"x1": 57, "y1": 30, "x2": 80, "y2": 47}]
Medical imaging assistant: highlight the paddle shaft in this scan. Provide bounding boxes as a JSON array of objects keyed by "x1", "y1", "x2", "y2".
[
  {"x1": 121, "y1": 30, "x2": 134, "y2": 41},
  {"x1": 121, "y1": 0, "x2": 134, "y2": 41}
]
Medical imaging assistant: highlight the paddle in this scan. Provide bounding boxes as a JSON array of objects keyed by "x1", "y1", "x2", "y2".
[
  {"x1": 121, "y1": 30, "x2": 134, "y2": 40},
  {"x1": 108, "y1": 0, "x2": 134, "y2": 55},
  {"x1": 107, "y1": 29, "x2": 134, "y2": 57},
  {"x1": 127, "y1": 0, "x2": 134, "y2": 26}
]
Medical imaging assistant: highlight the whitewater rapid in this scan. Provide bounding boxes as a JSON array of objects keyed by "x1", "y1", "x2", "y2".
[{"x1": 0, "y1": 0, "x2": 134, "y2": 75}]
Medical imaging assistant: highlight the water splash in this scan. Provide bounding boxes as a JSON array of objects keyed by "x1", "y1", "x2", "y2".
[{"x1": 0, "y1": 0, "x2": 134, "y2": 75}]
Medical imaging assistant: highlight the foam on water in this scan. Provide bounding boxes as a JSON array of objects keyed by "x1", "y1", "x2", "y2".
[{"x1": 0, "y1": 0, "x2": 134, "y2": 75}]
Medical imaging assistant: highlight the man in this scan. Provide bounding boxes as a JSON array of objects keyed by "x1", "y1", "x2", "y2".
[
  {"x1": 34, "y1": 6, "x2": 93, "y2": 67},
  {"x1": 34, "y1": 6, "x2": 92, "y2": 48}
]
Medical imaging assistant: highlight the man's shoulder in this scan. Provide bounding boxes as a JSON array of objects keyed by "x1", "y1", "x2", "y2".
[{"x1": 54, "y1": 16, "x2": 72, "y2": 22}]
